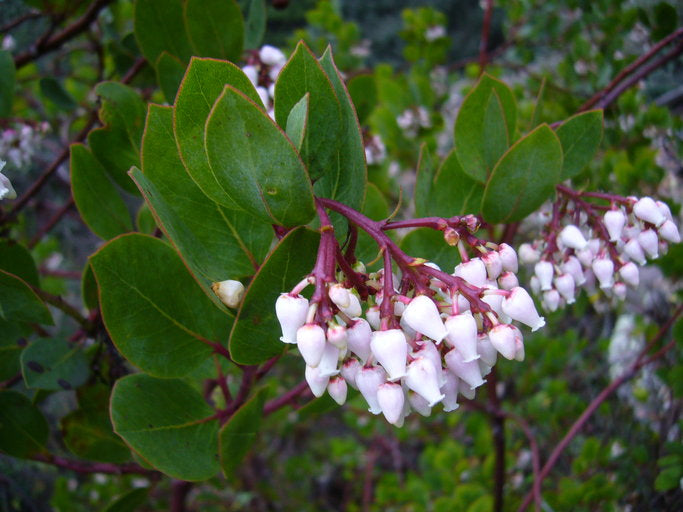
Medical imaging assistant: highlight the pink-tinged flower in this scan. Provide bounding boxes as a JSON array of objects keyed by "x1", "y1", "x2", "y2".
[
  {"x1": 576, "y1": 247, "x2": 594, "y2": 267},
  {"x1": 444, "y1": 312, "x2": 479, "y2": 362},
  {"x1": 613, "y1": 282, "x2": 627, "y2": 300},
  {"x1": 276, "y1": 294, "x2": 309, "y2": 344},
  {"x1": 498, "y1": 271, "x2": 519, "y2": 290},
  {"x1": 656, "y1": 200, "x2": 673, "y2": 221},
  {"x1": 619, "y1": 262, "x2": 639, "y2": 287},
  {"x1": 658, "y1": 220, "x2": 681, "y2": 244},
  {"x1": 327, "y1": 324, "x2": 347, "y2": 350},
  {"x1": 370, "y1": 329, "x2": 408, "y2": 381},
  {"x1": 366, "y1": 305, "x2": 381, "y2": 330},
  {"x1": 559, "y1": 224, "x2": 588, "y2": 250},
  {"x1": 476, "y1": 334, "x2": 498, "y2": 366},
  {"x1": 604, "y1": 209, "x2": 626, "y2": 242},
  {"x1": 413, "y1": 340, "x2": 445, "y2": 385},
  {"x1": 355, "y1": 366, "x2": 386, "y2": 414},
  {"x1": 561, "y1": 256, "x2": 586, "y2": 285},
  {"x1": 328, "y1": 283, "x2": 351, "y2": 308},
  {"x1": 445, "y1": 348, "x2": 486, "y2": 389},
  {"x1": 401, "y1": 295, "x2": 447, "y2": 342},
  {"x1": 633, "y1": 196, "x2": 665, "y2": 227},
  {"x1": 305, "y1": 365, "x2": 329, "y2": 398},
  {"x1": 554, "y1": 273, "x2": 576, "y2": 304},
  {"x1": 377, "y1": 382, "x2": 405, "y2": 425},
  {"x1": 453, "y1": 258, "x2": 487, "y2": 286},
  {"x1": 624, "y1": 239, "x2": 647, "y2": 265},
  {"x1": 534, "y1": 261, "x2": 554, "y2": 291},
  {"x1": 440, "y1": 371, "x2": 460, "y2": 412},
  {"x1": 327, "y1": 377, "x2": 348, "y2": 405},
  {"x1": 212, "y1": 279, "x2": 245, "y2": 308},
  {"x1": 296, "y1": 324, "x2": 326, "y2": 367},
  {"x1": 241, "y1": 65, "x2": 258, "y2": 86},
  {"x1": 256, "y1": 86, "x2": 269, "y2": 108},
  {"x1": 318, "y1": 343, "x2": 340, "y2": 378},
  {"x1": 488, "y1": 324, "x2": 517, "y2": 360},
  {"x1": 511, "y1": 325, "x2": 525, "y2": 362},
  {"x1": 459, "y1": 381, "x2": 476, "y2": 400},
  {"x1": 501, "y1": 287, "x2": 546, "y2": 331},
  {"x1": 405, "y1": 357, "x2": 445, "y2": 407},
  {"x1": 259, "y1": 45, "x2": 286, "y2": 66},
  {"x1": 518, "y1": 243, "x2": 540, "y2": 264},
  {"x1": 340, "y1": 358, "x2": 361, "y2": 390},
  {"x1": 482, "y1": 251, "x2": 503, "y2": 279},
  {"x1": 340, "y1": 292, "x2": 362, "y2": 318},
  {"x1": 408, "y1": 391, "x2": 432, "y2": 417},
  {"x1": 498, "y1": 243, "x2": 518, "y2": 272},
  {"x1": 592, "y1": 258, "x2": 614, "y2": 289},
  {"x1": 542, "y1": 289, "x2": 561, "y2": 312},
  {"x1": 637, "y1": 229, "x2": 659, "y2": 258},
  {"x1": 346, "y1": 318, "x2": 373, "y2": 363}
]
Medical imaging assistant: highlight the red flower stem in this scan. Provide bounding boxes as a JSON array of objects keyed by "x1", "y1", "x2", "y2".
[
  {"x1": 380, "y1": 248, "x2": 397, "y2": 328},
  {"x1": 311, "y1": 200, "x2": 341, "y2": 323},
  {"x1": 344, "y1": 223, "x2": 359, "y2": 264},
  {"x1": 334, "y1": 243, "x2": 370, "y2": 300}
]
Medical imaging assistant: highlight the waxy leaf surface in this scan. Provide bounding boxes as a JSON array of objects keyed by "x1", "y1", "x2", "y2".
[{"x1": 21, "y1": 338, "x2": 89, "y2": 391}]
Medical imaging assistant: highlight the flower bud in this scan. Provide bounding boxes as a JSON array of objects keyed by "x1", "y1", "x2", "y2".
[
  {"x1": 440, "y1": 371, "x2": 460, "y2": 412},
  {"x1": 414, "y1": 340, "x2": 445, "y2": 385},
  {"x1": 377, "y1": 382, "x2": 405, "y2": 425},
  {"x1": 511, "y1": 325, "x2": 525, "y2": 362},
  {"x1": 212, "y1": 280, "x2": 245, "y2": 308},
  {"x1": 592, "y1": 258, "x2": 614, "y2": 289},
  {"x1": 498, "y1": 271, "x2": 519, "y2": 290},
  {"x1": 658, "y1": 220, "x2": 681, "y2": 244},
  {"x1": 534, "y1": 261, "x2": 554, "y2": 291},
  {"x1": 554, "y1": 273, "x2": 576, "y2": 304},
  {"x1": 318, "y1": 342, "x2": 341, "y2": 378},
  {"x1": 444, "y1": 312, "x2": 479, "y2": 362},
  {"x1": 637, "y1": 229, "x2": 659, "y2": 259},
  {"x1": 328, "y1": 284, "x2": 351, "y2": 309},
  {"x1": 559, "y1": 224, "x2": 588, "y2": 250},
  {"x1": 370, "y1": 329, "x2": 408, "y2": 381},
  {"x1": 488, "y1": 324, "x2": 517, "y2": 360},
  {"x1": 356, "y1": 366, "x2": 386, "y2": 414},
  {"x1": 366, "y1": 305, "x2": 381, "y2": 330},
  {"x1": 576, "y1": 247, "x2": 594, "y2": 267},
  {"x1": 613, "y1": 282, "x2": 627, "y2": 301},
  {"x1": 340, "y1": 292, "x2": 362, "y2": 318},
  {"x1": 256, "y1": 86, "x2": 269, "y2": 108},
  {"x1": 340, "y1": 358, "x2": 361, "y2": 390},
  {"x1": 618, "y1": 262, "x2": 639, "y2": 287},
  {"x1": 408, "y1": 391, "x2": 432, "y2": 417},
  {"x1": 501, "y1": 287, "x2": 546, "y2": 332},
  {"x1": 276, "y1": 294, "x2": 309, "y2": 344},
  {"x1": 405, "y1": 357, "x2": 445, "y2": 407},
  {"x1": 453, "y1": 258, "x2": 487, "y2": 287},
  {"x1": 604, "y1": 209, "x2": 626, "y2": 242},
  {"x1": 530, "y1": 276, "x2": 540, "y2": 294},
  {"x1": 476, "y1": 334, "x2": 498, "y2": 366},
  {"x1": 518, "y1": 243, "x2": 540, "y2": 264},
  {"x1": 482, "y1": 251, "x2": 503, "y2": 279},
  {"x1": 561, "y1": 256, "x2": 586, "y2": 285},
  {"x1": 498, "y1": 243, "x2": 519, "y2": 273},
  {"x1": 633, "y1": 196, "x2": 665, "y2": 227},
  {"x1": 259, "y1": 45, "x2": 286, "y2": 66},
  {"x1": 459, "y1": 381, "x2": 476, "y2": 400},
  {"x1": 327, "y1": 377, "x2": 348, "y2": 405},
  {"x1": 656, "y1": 200, "x2": 673, "y2": 221},
  {"x1": 296, "y1": 324, "x2": 326, "y2": 367},
  {"x1": 623, "y1": 239, "x2": 646, "y2": 265},
  {"x1": 346, "y1": 318, "x2": 372, "y2": 363},
  {"x1": 327, "y1": 324, "x2": 347, "y2": 350},
  {"x1": 305, "y1": 365, "x2": 329, "y2": 398},
  {"x1": 542, "y1": 289, "x2": 561, "y2": 312},
  {"x1": 401, "y1": 295, "x2": 447, "y2": 342},
  {"x1": 241, "y1": 65, "x2": 258, "y2": 86},
  {"x1": 445, "y1": 348, "x2": 486, "y2": 389}
]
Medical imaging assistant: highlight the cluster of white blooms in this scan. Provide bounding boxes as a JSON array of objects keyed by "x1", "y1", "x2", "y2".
[
  {"x1": 0, "y1": 160, "x2": 16, "y2": 201},
  {"x1": 424, "y1": 25, "x2": 447, "y2": 42},
  {"x1": 1, "y1": 122, "x2": 49, "y2": 170},
  {"x1": 363, "y1": 134, "x2": 386, "y2": 165},
  {"x1": 519, "y1": 195, "x2": 680, "y2": 311},
  {"x1": 241, "y1": 45, "x2": 287, "y2": 119},
  {"x1": 396, "y1": 106, "x2": 432, "y2": 138},
  {"x1": 276, "y1": 236, "x2": 545, "y2": 426}
]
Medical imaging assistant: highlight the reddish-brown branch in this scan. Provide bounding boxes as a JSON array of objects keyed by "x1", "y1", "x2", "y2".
[
  {"x1": 33, "y1": 453, "x2": 156, "y2": 476},
  {"x1": 170, "y1": 481, "x2": 193, "y2": 512},
  {"x1": 362, "y1": 445, "x2": 379, "y2": 512},
  {"x1": 479, "y1": 0, "x2": 494, "y2": 73},
  {"x1": 28, "y1": 197, "x2": 75, "y2": 249},
  {"x1": 0, "y1": 10, "x2": 43, "y2": 33},
  {"x1": 263, "y1": 380, "x2": 311, "y2": 415}
]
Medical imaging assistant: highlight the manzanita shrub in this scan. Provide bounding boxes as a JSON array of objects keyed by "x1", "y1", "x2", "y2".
[{"x1": 1, "y1": 0, "x2": 682, "y2": 509}]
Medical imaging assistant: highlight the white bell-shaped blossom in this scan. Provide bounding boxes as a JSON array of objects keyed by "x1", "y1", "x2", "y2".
[
  {"x1": 0, "y1": 160, "x2": 16, "y2": 200},
  {"x1": 656, "y1": 200, "x2": 673, "y2": 221},
  {"x1": 305, "y1": 365, "x2": 329, "y2": 398},
  {"x1": 488, "y1": 324, "x2": 518, "y2": 360},
  {"x1": 561, "y1": 256, "x2": 586, "y2": 285},
  {"x1": 339, "y1": 292, "x2": 362, "y2": 318},
  {"x1": 329, "y1": 283, "x2": 351, "y2": 309},
  {"x1": 604, "y1": 209, "x2": 626, "y2": 242},
  {"x1": 346, "y1": 318, "x2": 372, "y2": 362},
  {"x1": 542, "y1": 289, "x2": 561, "y2": 312},
  {"x1": 623, "y1": 239, "x2": 646, "y2": 265},
  {"x1": 276, "y1": 294, "x2": 309, "y2": 344},
  {"x1": 413, "y1": 340, "x2": 445, "y2": 385},
  {"x1": 618, "y1": 262, "x2": 639, "y2": 287},
  {"x1": 377, "y1": 382, "x2": 405, "y2": 425},
  {"x1": 498, "y1": 243, "x2": 518, "y2": 272},
  {"x1": 318, "y1": 343, "x2": 340, "y2": 378},
  {"x1": 256, "y1": 86, "x2": 269, "y2": 107},
  {"x1": 401, "y1": 295, "x2": 447, "y2": 342},
  {"x1": 479, "y1": 358, "x2": 493, "y2": 377},
  {"x1": 405, "y1": 357, "x2": 445, "y2": 407},
  {"x1": 445, "y1": 348, "x2": 486, "y2": 389},
  {"x1": 370, "y1": 329, "x2": 408, "y2": 381},
  {"x1": 212, "y1": 279, "x2": 245, "y2": 308},
  {"x1": 476, "y1": 334, "x2": 498, "y2": 366},
  {"x1": 658, "y1": 220, "x2": 681, "y2": 244},
  {"x1": 327, "y1": 324, "x2": 347, "y2": 350},
  {"x1": 559, "y1": 224, "x2": 588, "y2": 250},
  {"x1": 355, "y1": 366, "x2": 386, "y2": 414},
  {"x1": 498, "y1": 271, "x2": 519, "y2": 290},
  {"x1": 366, "y1": 305, "x2": 381, "y2": 330},
  {"x1": 592, "y1": 258, "x2": 614, "y2": 289},
  {"x1": 613, "y1": 282, "x2": 627, "y2": 300},
  {"x1": 444, "y1": 312, "x2": 479, "y2": 362},
  {"x1": 482, "y1": 251, "x2": 503, "y2": 279},
  {"x1": 259, "y1": 45, "x2": 286, "y2": 66},
  {"x1": 327, "y1": 377, "x2": 347, "y2": 405},
  {"x1": 637, "y1": 229, "x2": 659, "y2": 258},
  {"x1": 453, "y1": 258, "x2": 487, "y2": 287},
  {"x1": 633, "y1": 196, "x2": 665, "y2": 227},
  {"x1": 459, "y1": 382, "x2": 476, "y2": 400},
  {"x1": 340, "y1": 358, "x2": 361, "y2": 390},
  {"x1": 511, "y1": 325, "x2": 525, "y2": 361},
  {"x1": 241, "y1": 65, "x2": 258, "y2": 86},
  {"x1": 576, "y1": 247, "x2": 594, "y2": 267},
  {"x1": 501, "y1": 287, "x2": 546, "y2": 331},
  {"x1": 554, "y1": 273, "x2": 576, "y2": 304},
  {"x1": 408, "y1": 391, "x2": 432, "y2": 417},
  {"x1": 482, "y1": 288, "x2": 506, "y2": 318},
  {"x1": 296, "y1": 324, "x2": 326, "y2": 367},
  {"x1": 398, "y1": 314, "x2": 417, "y2": 340},
  {"x1": 440, "y1": 371, "x2": 460, "y2": 412},
  {"x1": 518, "y1": 243, "x2": 540, "y2": 264},
  {"x1": 529, "y1": 275, "x2": 541, "y2": 294},
  {"x1": 534, "y1": 261, "x2": 554, "y2": 291}
]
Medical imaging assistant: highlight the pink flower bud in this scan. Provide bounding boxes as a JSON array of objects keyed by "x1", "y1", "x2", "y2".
[
  {"x1": 482, "y1": 287, "x2": 506, "y2": 318},
  {"x1": 318, "y1": 343, "x2": 340, "y2": 378},
  {"x1": 561, "y1": 256, "x2": 586, "y2": 285},
  {"x1": 276, "y1": 294, "x2": 309, "y2": 344},
  {"x1": 542, "y1": 289, "x2": 561, "y2": 312},
  {"x1": 592, "y1": 258, "x2": 614, "y2": 289},
  {"x1": 476, "y1": 334, "x2": 498, "y2": 366},
  {"x1": 377, "y1": 382, "x2": 405, "y2": 425},
  {"x1": 356, "y1": 366, "x2": 386, "y2": 414},
  {"x1": 554, "y1": 273, "x2": 576, "y2": 304},
  {"x1": 366, "y1": 305, "x2": 381, "y2": 330},
  {"x1": 529, "y1": 276, "x2": 540, "y2": 294},
  {"x1": 498, "y1": 271, "x2": 519, "y2": 290},
  {"x1": 511, "y1": 325, "x2": 525, "y2": 362},
  {"x1": 498, "y1": 243, "x2": 518, "y2": 273},
  {"x1": 488, "y1": 324, "x2": 517, "y2": 360},
  {"x1": 296, "y1": 324, "x2": 326, "y2": 367},
  {"x1": 658, "y1": 220, "x2": 681, "y2": 244},
  {"x1": 401, "y1": 295, "x2": 447, "y2": 342},
  {"x1": 408, "y1": 391, "x2": 432, "y2": 417},
  {"x1": 259, "y1": 45, "x2": 286, "y2": 66},
  {"x1": 328, "y1": 283, "x2": 350, "y2": 309},
  {"x1": 327, "y1": 324, "x2": 347, "y2": 349},
  {"x1": 445, "y1": 348, "x2": 486, "y2": 389},
  {"x1": 327, "y1": 377, "x2": 348, "y2": 405},
  {"x1": 482, "y1": 251, "x2": 503, "y2": 279},
  {"x1": 305, "y1": 365, "x2": 329, "y2": 398},
  {"x1": 604, "y1": 209, "x2": 626, "y2": 242},
  {"x1": 459, "y1": 381, "x2": 476, "y2": 400},
  {"x1": 637, "y1": 229, "x2": 658, "y2": 259},
  {"x1": 256, "y1": 86, "x2": 269, "y2": 108},
  {"x1": 501, "y1": 287, "x2": 546, "y2": 331},
  {"x1": 633, "y1": 196, "x2": 665, "y2": 227},
  {"x1": 534, "y1": 261, "x2": 554, "y2": 291},
  {"x1": 440, "y1": 371, "x2": 460, "y2": 412},
  {"x1": 405, "y1": 357, "x2": 445, "y2": 407},
  {"x1": 518, "y1": 243, "x2": 540, "y2": 264},
  {"x1": 619, "y1": 262, "x2": 639, "y2": 287},
  {"x1": 559, "y1": 224, "x2": 588, "y2": 250},
  {"x1": 341, "y1": 358, "x2": 361, "y2": 390},
  {"x1": 613, "y1": 282, "x2": 627, "y2": 300},
  {"x1": 656, "y1": 200, "x2": 673, "y2": 221},
  {"x1": 414, "y1": 340, "x2": 445, "y2": 385},
  {"x1": 346, "y1": 318, "x2": 372, "y2": 363},
  {"x1": 624, "y1": 239, "x2": 647, "y2": 265},
  {"x1": 241, "y1": 65, "x2": 258, "y2": 86},
  {"x1": 453, "y1": 258, "x2": 487, "y2": 287},
  {"x1": 576, "y1": 247, "x2": 594, "y2": 267},
  {"x1": 340, "y1": 293, "x2": 362, "y2": 318},
  {"x1": 444, "y1": 312, "x2": 479, "y2": 362},
  {"x1": 370, "y1": 329, "x2": 408, "y2": 381}
]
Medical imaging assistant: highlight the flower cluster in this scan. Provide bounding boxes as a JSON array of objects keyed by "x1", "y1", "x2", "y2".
[
  {"x1": 241, "y1": 45, "x2": 287, "y2": 119},
  {"x1": 1, "y1": 122, "x2": 49, "y2": 170},
  {"x1": 275, "y1": 200, "x2": 544, "y2": 426},
  {"x1": 396, "y1": 106, "x2": 432, "y2": 138},
  {"x1": 363, "y1": 133, "x2": 387, "y2": 166},
  {"x1": 0, "y1": 160, "x2": 16, "y2": 201},
  {"x1": 519, "y1": 187, "x2": 680, "y2": 311}
]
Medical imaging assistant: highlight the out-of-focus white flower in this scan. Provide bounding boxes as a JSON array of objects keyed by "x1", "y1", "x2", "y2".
[
  {"x1": 0, "y1": 160, "x2": 17, "y2": 200},
  {"x1": 425, "y1": 25, "x2": 446, "y2": 41},
  {"x1": 259, "y1": 45, "x2": 286, "y2": 67}
]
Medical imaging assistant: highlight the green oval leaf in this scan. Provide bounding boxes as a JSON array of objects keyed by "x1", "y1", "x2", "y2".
[
  {"x1": 90, "y1": 234, "x2": 231, "y2": 377},
  {"x1": 184, "y1": 0, "x2": 244, "y2": 62},
  {"x1": 242, "y1": 0, "x2": 266, "y2": 49},
  {"x1": 230, "y1": 227, "x2": 319, "y2": 365},
  {"x1": 0, "y1": 240, "x2": 39, "y2": 287},
  {"x1": 0, "y1": 390, "x2": 49, "y2": 458},
  {"x1": 102, "y1": 488, "x2": 150, "y2": 512},
  {"x1": 39, "y1": 77, "x2": 77, "y2": 111},
  {"x1": 0, "y1": 320, "x2": 25, "y2": 380},
  {"x1": 0, "y1": 50, "x2": 15, "y2": 117},
  {"x1": 133, "y1": 0, "x2": 193, "y2": 65},
  {"x1": 111, "y1": 374, "x2": 219, "y2": 481},
  {"x1": 21, "y1": 338, "x2": 89, "y2": 391},
  {"x1": 285, "y1": 93, "x2": 309, "y2": 151},
  {"x1": 155, "y1": 51, "x2": 186, "y2": 104},
  {"x1": 482, "y1": 124, "x2": 563, "y2": 224},
  {"x1": 556, "y1": 110, "x2": 603, "y2": 179},
  {"x1": 0, "y1": 269, "x2": 53, "y2": 325},
  {"x1": 205, "y1": 85, "x2": 315, "y2": 226}
]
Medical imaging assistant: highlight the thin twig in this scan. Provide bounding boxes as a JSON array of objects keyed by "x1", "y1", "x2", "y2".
[
  {"x1": 33, "y1": 453, "x2": 156, "y2": 476},
  {"x1": 170, "y1": 481, "x2": 193, "y2": 512},
  {"x1": 479, "y1": 0, "x2": 494, "y2": 73},
  {"x1": 28, "y1": 197, "x2": 74, "y2": 249},
  {"x1": 263, "y1": 380, "x2": 311, "y2": 415},
  {"x1": 0, "y1": 10, "x2": 43, "y2": 33}
]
